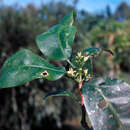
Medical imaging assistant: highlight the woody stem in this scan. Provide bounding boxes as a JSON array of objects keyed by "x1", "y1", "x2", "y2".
[{"x1": 79, "y1": 81, "x2": 93, "y2": 130}]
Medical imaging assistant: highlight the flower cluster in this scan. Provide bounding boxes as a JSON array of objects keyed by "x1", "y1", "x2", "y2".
[{"x1": 67, "y1": 52, "x2": 91, "y2": 82}]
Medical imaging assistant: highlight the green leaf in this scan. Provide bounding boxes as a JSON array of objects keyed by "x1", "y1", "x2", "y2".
[
  {"x1": 36, "y1": 11, "x2": 76, "y2": 60},
  {"x1": 82, "y1": 78, "x2": 130, "y2": 130},
  {"x1": 82, "y1": 47, "x2": 113, "y2": 57},
  {"x1": 99, "y1": 77, "x2": 123, "y2": 86},
  {"x1": 43, "y1": 90, "x2": 78, "y2": 102},
  {"x1": 61, "y1": 11, "x2": 76, "y2": 26},
  {"x1": 82, "y1": 47, "x2": 101, "y2": 57},
  {"x1": 83, "y1": 59, "x2": 93, "y2": 77},
  {"x1": 0, "y1": 49, "x2": 66, "y2": 88},
  {"x1": 102, "y1": 49, "x2": 114, "y2": 55}
]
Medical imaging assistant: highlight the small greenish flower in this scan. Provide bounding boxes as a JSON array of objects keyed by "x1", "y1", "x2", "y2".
[
  {"x1": 77, "y1": 52, "x2": 82, "y2": 57},
  {"x1": 84, "y1": 69, "x2": 88, "y2": 76},
  {"x1": 76, "y1": 52, "x2": 83, "y2": 59},
  {"x1": 87, "y1": 74, "x2": 91, "y2": 79},
  {"x1": 78, "y1": 68, "x2": 82, "y2": 73},
  {"x1": 84, "y1": 56, "x2": 89, "y2": 62},
  {"x1": 67, "y1": 68, "x2": 75, "y2": 77},
  {"x1": 79, "y1": 68, "x2": 82, "y2": 71}
]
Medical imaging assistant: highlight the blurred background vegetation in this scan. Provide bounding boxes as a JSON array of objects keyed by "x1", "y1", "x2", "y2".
[{"x1": 0, "y1": 0, "x2": 130, "y2": 130}]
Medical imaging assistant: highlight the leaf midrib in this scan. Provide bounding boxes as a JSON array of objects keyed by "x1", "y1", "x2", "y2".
[
  {"x1": 57, "y1": 26, "x2": 68, "y2": 60},
  {"x1": 22, "y1": 64, "x2": 65, "y2": 73},
  {"x1": 95, "y1": 87, "x2": 126, "y2": 130},
  {"x1": 1, "y1": 64, "x2": 65, "y2": 74}
]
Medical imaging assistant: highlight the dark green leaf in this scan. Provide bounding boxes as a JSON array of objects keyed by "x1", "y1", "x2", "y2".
[
  {"x1": 103, "y1": 49, "x2": 114, "y2": 55},
  {"x1": 83, "y1": 59, "x2": 93, "y2": 77},
  {"x1": 36, "y1": 25, "x2": 76, "y2": 60},
  {"x1": 43, "y1": 90, "x2": 78, "y2": 102},
  {"x1": 0, "y1": 49, "x2": 66, "y2": 88},
  {"x1": 82, "y1": 47, "x2": 101, "y2": 57},
  {"x1": 36, "y1": 11, "x2": 76, "y2": 60},
  {"x1": 99, "y1": 77, "x2": 123, "y2": 86},
  {"x1": 82, "y1": 78, "x2": 130, "y2": 130},
  {"x1": 61, "y1": 11, "x2": 76, "y2": 26}
]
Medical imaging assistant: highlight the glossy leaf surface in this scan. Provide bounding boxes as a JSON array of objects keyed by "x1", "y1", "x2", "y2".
[
  {"x1": 43, "y1": 90, "x2": 78, "y2": 102},
  {"x1": 83, "y1": 59, "x2": 93, "y2": 77},
  {"x1": 82, "y1": 48, "x2": 113, "y2": 58},
  {"x1": 36, "y1": 11, "x2": 76, "y2": 60},
  {"x1": 82, "y1": 48, "x2": 101, "y2": 57},
  {"x1": 61, "y1": 11, "x2": 76, "y2": 26},
  {"x1": 0, "y1": 49, "x2": 66, "y2": 88},
  {"x1": 82, "y1": 78, "x2": 130, "y2": 130}
]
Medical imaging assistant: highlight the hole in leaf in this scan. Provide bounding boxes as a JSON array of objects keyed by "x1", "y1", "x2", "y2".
[{"x1": 41, "y1": 71, "x2": 49, "y2": 77}]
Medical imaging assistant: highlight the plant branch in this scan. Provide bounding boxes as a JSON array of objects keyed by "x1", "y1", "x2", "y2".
[
  {"x1": 81, "y1": 105, "x2": 94, "y2": 130},
  {"x1": 79, "y1": 81, "x2": 84, "y2": 105},
  {"x1": 79, "y1": 82, "x2": 93, "y2": 130}
]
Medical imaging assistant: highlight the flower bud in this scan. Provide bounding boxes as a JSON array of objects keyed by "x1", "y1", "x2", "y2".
[{"x1": 84, "y1": 69, "x2": 88, "y2": 76}]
